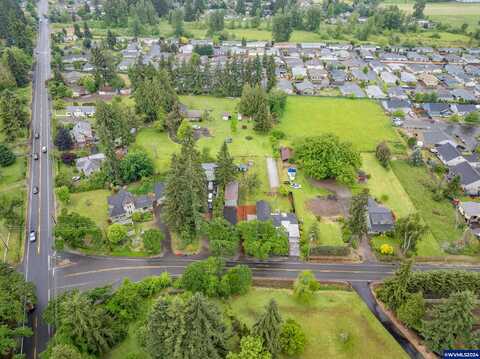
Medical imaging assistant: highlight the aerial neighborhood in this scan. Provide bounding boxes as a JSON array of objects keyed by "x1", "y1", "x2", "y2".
[{"x1": 2, "y1": 0, "x2": 480, "y2": 357}]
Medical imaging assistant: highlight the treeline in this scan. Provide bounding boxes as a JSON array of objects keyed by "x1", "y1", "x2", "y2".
[
  {"x1": 0, "y1": 0, "x2": 35, "y2": 54},
  {"x1": 129, "y1": 52, "x2": 276, "y2": 98},
  {"x1": 0, "y1": 262, "x2": 36, "y2": 358},
  {"x1": 377, "y1": 261, "x2": 480, "y2": 354}
]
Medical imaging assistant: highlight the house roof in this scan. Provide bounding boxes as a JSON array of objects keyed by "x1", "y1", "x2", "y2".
[
  {"x1": 459, "y1": 201, "x2": 480, "y2": 219},
  {"x1": 223, "y1": 206, "x2": 237, "y2": 225},
  {"x1": 280, "y1": 146, "x2": 294, "y2": 161},
  {"x1": 449, "y1": 161, "x2": 480, "y2": 186},
  {"x1": 382, "y1": 99, "x2": 411, "y2": 111},
  {"x1": 202, "y1": 163, "x2": 217, "y2": 182},
  {"x1": 108, "y1": 190, "x2": 135, "y2": 217},
  {"x1": 256, "y1": 200, "x2": 271, "y2": 221},
  {"x1": 367, "y1": 198, "x2": 394, "y2": 233},
  {"x1": 423, "y1": 130, "x2": 455, "y2": 146},
  {"x1": 224, "y1": 181, "x2": 239, "y2": 203},
  {"x1": 339, "y1": 82, "x2": 365, "y2": 98},
  {"x1": 437, "y1": 143, "x2": 462, "y2": 162}
]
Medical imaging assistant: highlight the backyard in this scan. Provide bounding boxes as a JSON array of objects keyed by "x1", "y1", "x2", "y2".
[
  {"x1": 105, "y1": 287, "x2": 409, "y2": 359},
  {"x1": 391, "y1": 160, "x2": 462, "y2": 257}
]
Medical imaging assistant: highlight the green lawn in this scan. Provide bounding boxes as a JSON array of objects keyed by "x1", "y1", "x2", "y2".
[
  {"x1": 382, "y1": 2, "x2": 480, "y2": 28},
  {"x1": 230, "y1": 287, "x2": 409, "y2": 359},
  {"x1": 359, "y1": 153, "x2": 415, "y2": 219},
  {"x1": 391, "y1": 160, "x2": 462, "y2": 257},
  {"x1": 0, "y1": 223, "x2": 23, "y2": 265},
  {"x1": 0, "y1": 158, "x2": 27, "y2": 192},
  {"x1": 278, "y1": 97, "x2": 401, "y2": 153},
  {"x1": 67, "y1": 189, "x2": 110, "y2": 229}
]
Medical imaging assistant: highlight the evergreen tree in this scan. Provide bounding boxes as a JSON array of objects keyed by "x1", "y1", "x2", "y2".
[
  {"x1": 177, "y1": 293, "x2": 228, "y2": 359},
  {"x1": 272, "y1": 14, "x2": 292, "y2": 42},
  {"x1": 375, "y1": 141, "x2": 391, "y2": 168},
  {"x1": 347, "y1": 192, "x2": 368, "y2": 240},
  {"x1": 304, "y1": 6, "x2": 322, "y2": 31},
  {"x1": 215, "y1": 142, "x2": 237, "y2": 188},
  {"x1": 250, "y1": 0, "x2": 261, "y2": 16},
  {"x1": 91, "y1": 47, "x2": 115, "y2": 86},
  {"x1": 3, "y1": 47, "x2": 31, "y2": 87},
  {"x1": 252, "y1": 300, "x2": 283, "y2": 356},
  {"x1": 163, "y1": 131, "x2": 206, "y2": 242},
  {"x1": 422, "y1": 290, "x2": 477, "y2": 353},
  {"x1": 73, "y1": 23, "x2": 83, "y2": 39},
  {"x1": 193, "y1": 0, "x2": 205, "y2": 18},
  {"x1": 207, "y1": 10, "x2": 225, "y2": 35},
  {"x1": 106, "y1": 30, "x2": 117, "y2": 49},
  {"x1": 266, "y1": 55, "x2": 277, "y2": 91},
  {"x1": 0, "y1": 90, "x2": 28, "y2": 142},
  {"x1": 253, "y1": 98, "x2": 272, "y2": 133},
  {"x1": 0, "y1": 143, "x2": 15, "y2": 167},
  {"x1": 184, "y1": 0, "x2": 195, "y2": 21},
  {"x1": 83, "y1": 22, "x2": 92, "y2": 39},
  {"x1": 54, "y1": 127, "x2": 73, "y2": 151},
  {"x1": 236, "y1": 0, "x2": 246, "y2": 15},
  {"x1": 389, "y1": 260, "x2": 413, "y2": 310}
]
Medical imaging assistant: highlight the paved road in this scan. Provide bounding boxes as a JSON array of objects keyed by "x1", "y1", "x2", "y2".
[{"x1": 22, "y1": 0, "x2": 55, "y2": 357}]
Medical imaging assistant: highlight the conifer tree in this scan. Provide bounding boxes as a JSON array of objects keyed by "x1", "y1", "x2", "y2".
[
  {"x1": 216, "y1": 142, "x2": 237, "y2": 188},
  {"x1": 252, "y1": 299, "x2": 283, "y2": 357},
  {"x1": 177, "y1": 293, "x2": 228, "y2": 359}
]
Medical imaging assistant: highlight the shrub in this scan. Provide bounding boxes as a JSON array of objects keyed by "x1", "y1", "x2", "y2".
[
  {"x1": 396, "y1": 292, "x2": 425, "y2": 330},
  {"x1": 142, "y1": 229, "x2": 164, "y2": 254},
  {"x1": 279, "y1": 319, "x2": 306, "y2": 356},
  {"x1": 380, "y1": 243, "x2": 394, "y2": 255},
  {"x1": 309, "y1": 245, "x2": 350, "y2": 256},
  {"x1": 61, "y1": 152, "x2": 77, "y2": 165},
  {"x1": 107, "y1": 223, "x2": 128, "y2": 245},
  {"x1": 0, "y1": 144, "x2": 16, "y2": 166}
]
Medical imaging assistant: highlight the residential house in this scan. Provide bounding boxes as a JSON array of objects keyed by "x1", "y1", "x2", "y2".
[
  {"x1": 367, "y1": 198, "x2": 395, "y2": 234},
  {"x1": 453, "y1": 104, "x2": 478, "y2": 116},
  {"x1": 422, "y1": 130, "x2": 456, "y2": 148},
  {"x1": 458, "y1": 201, "x2": 480, "y2": 224},
  {"x1": 65, "y1": 106, "x2": 95, "y2": 118},
  {"x1": 276, "y1": 79, "x2": 294, "y2": 94},
  {"x1": 381, "y1": 99, "x2": 411, "y2": 114},
  {"x1": 387, "y1": 87, "x2": 408, "y2": 100},
  {"x1": 108, "y1": 189, "x2": 154, "y2": 224},
  {"x1": 183, "y1": 109, "x2": 203, "y2": 122},
  {"x1": 380, "y1": 71, "x2": 399, "y2": 86},
  {"x1": 254, "y1": 201, "x2": 300, "y2": 257},
  {"x1": 365, "y1": 85, "x2": 386, "y2": 99},
  {"x1": 75, "y1": 153, "x2": 105, "y2": 176},
  {"x1": 417, "y1": 73, "x2": 439, "y2": 88},
  {"x1": 448, "y1": 161, "x2": 480, "y2": 196},
  {"x1": 340, "y1": 83, "x2": 365, "y2": 98},
  {"x1": 292, "y1": 66, "x2": 307, "y2": 81},
  {"x1": 308, "y1": 68, "x2": 329, "y2": 85},
  {"x1": 71, "y1": 121, "x2": 93, "y2": 147},
  {"x1": 400, "y1": 72, "x2": 417, "y2": 85},
  {"x1": 436, "y1": 143, "x2": 465, "y2": 166},
  {"x1": 330, "y1": 69, "x2": 346, "y2": 85},
  {"x1": 295, "y1": 80, "x2": 315, "y2": 95},
  {"x1": 422, "y1": 103, "x2": 453, "y2": 118},
  {"x1": 452, "y1": 88, "x2": 476, "y2": 102}
]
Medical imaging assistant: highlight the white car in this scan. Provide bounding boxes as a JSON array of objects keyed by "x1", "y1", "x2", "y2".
[
  {"x1": 29, "y1": 230, "x2": 36, "y2": 243},
  {"x1": 42, "y1": 146, "x2": 47, "y2": 153}
]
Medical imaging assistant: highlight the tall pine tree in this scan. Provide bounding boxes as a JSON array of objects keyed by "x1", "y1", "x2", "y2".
[
  {"x1": 215, "y1": 142, "x2": 236, "y2": 188},
  {"x1": 252, "y1": 299, "x2": 283, "y2": 357}
]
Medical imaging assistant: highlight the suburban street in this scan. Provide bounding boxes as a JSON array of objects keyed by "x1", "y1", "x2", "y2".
[{"x1": 22, "y1": 0, "x2": 55, "y2": 357}]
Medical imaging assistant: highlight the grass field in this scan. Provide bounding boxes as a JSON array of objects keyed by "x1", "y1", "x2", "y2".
[
  {"x1": 278, "y1": 97, "x2": 401, "y2": 153},
  {"x1": 381, "y1": 1, "x2": 480, "y2": 28},
  {"x1": 67, "y1": 189, "x2": 110, "y2": 229},
  {"x1": 359, "y1": 153, "x2": 415, "y2": 219},
  {"x1": 0, "y1": 224, "x2": 23, "y2": 264},
  {"x1": 230, "y1": 288, "x2": 409, "y2": 359},
  {"x1": 391, "y1": 160, "x2": 462, "y2": 257}
]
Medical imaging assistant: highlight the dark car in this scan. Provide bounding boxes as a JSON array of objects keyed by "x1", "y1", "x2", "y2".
[{"x1": 33, "y1": 186, "x2": 39, "y2": 195}]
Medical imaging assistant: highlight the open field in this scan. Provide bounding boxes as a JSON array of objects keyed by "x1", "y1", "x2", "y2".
[
  {"x1": 0, "y1": 224, "x2": 23, "y2": 265},
  {"x1": 381, "y1": 1, "x2": 480, "y2": 28},
  {"x1": 230, "y1": 287, "x2": 409, "y2": 359},
  {"x1": 391, "y1": 160, "x2": 462, "y2": 257},
  {"x1": 278, "y1": 97, "x2": 401, "y2": 153}
]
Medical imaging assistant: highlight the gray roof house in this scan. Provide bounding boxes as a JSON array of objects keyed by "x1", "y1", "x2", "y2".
[
  {"x1": 71, "y1": 121, "x2": 93, "y2": 146},
  {"x1": 295, "y1": 80, "x2": 315, "y2": 95},
  {"x1": 330, "y1": 69, "x2": 346, "y2": 85},
  {"x1": 365, "y1": 85, "x2": 386, "y2": 99},
  {"x1": 108, "y1": 189, "x2": 154, "y2": 224},
  {"x1": 458, "y1": 201, "x2": 480, "y2": 223},
  {"x1": 254, "y1": 201, "x2": 300, "y2": 257},
  {"x1": 340, "y1": 82, "x2": 365, "y2": 98},
  {"x1": 422, "y1": 130, "x2": 456, "y2": 148},
  {"x1": 380, "y1": 71, "x2": 399, "y2": 86},
  {"x1": 75, "y1": 153, "x2": 105, "y2": 177},
  {"x1": 436, "y1": 143, "x2": 465, "y2": 166},
  {"x1": 381, "y1": 99, "x2": 411, "y2": 114},
  {"x1": 448, "y1": 161, "x2": 480, "y2": 196},
  {"x1": 202, "y1": 163, "x2": 218, "y2": 184},
  {"x1": 367, "y1": 198, "x2": 395, "y2": 234},
  {"x1": 452, "y1": 88, "x2": 476, "y2": 102},
  {"x1": 422, "y1": 103, "x2": 453, "y2": 118},
  {"x1": 387, "y1": 87, "x2": 408, "y2": 100},
  {"x1": 276, "y1": 79, "x2": 294, "y2": 94}
]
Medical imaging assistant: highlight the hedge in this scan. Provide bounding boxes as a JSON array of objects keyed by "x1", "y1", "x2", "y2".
[
  {"x1": 406, "y1": 270, "x2": 480, "y2": 298},
  {"x1": 309, "y1": 245, "x2": 350, "y2": 257}
]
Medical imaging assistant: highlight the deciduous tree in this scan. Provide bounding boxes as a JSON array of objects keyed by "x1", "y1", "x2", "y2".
[
  {"x1": 293, "y1": 270, "x2": 320, "y2": 304},
  {"x1": 396, "y1": 213, "x2": 427, "y2": 255},
  {"x1": 279, "y1": 319, "x2": 306, "y2": 356}
]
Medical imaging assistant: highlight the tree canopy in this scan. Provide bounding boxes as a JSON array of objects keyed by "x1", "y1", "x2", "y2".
[
  {"x1": 237, "y1": 220, "x2": 289, "y2": 259},
  {"x1": 295, "y1": 134, "x2": 361, "y2": 185}
]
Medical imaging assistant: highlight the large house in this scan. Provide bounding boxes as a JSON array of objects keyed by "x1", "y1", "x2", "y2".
[
  {"x1": 254, "y1": 201, "x2": 300, "y2": 257},
  {"x1": 75, "y1": 153, "x2": 105, "y2": 177},
  {"x1": 436, "y1": 143, "x2": 465, "y2": 166},
  {"x1": 448, "y1": 161, "x2": 480, "y2": 196},
  {"x1": 71, "y1": 121, "x2": 94, "y2": 147},
  {"x1": 108, "y1": 190, "x2": 154, "y2": 224}
]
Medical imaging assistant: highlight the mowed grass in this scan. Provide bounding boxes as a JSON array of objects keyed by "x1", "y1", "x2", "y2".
[
  {"x1": 67, "y1": 189, "x2": 110, "y2": 229},
  {"x1": 359, "y1": 153, "x2": 415, "y2": 218},
  {"x1": 230, "y1": 287, "x2": 409, "y2": 359},
  {"x1": 391, "y1": 160, "x2": 462, "y2": 257},
  {"x1": 382, "y1": 2, "x2": 480, "y2": 28},
  {"x1": 278, "y1": 97, "x2": 401, "y2": 152}
]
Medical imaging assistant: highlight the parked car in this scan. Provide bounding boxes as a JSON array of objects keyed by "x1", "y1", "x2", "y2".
[{"x1": 72, "y1": 176, "x2": 81, "y2": 182}]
